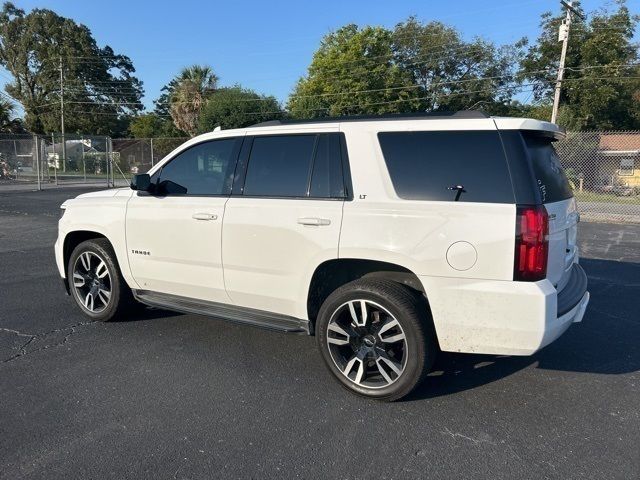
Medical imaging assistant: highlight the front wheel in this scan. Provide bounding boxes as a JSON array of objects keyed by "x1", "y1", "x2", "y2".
[
  {"x1": 67, "y1": 238, "x2": 135, "y2": 321},
  {"x1": 316, "y1": 279, "x2": 437, "y2": 401}
]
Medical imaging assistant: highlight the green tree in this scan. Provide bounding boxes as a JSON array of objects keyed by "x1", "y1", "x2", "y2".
[
  {"x1": 198, "y1": 86, "x2": 283, "y2": 132},
  {"x1": 520, "y1": 0, "x2": 640, "y2": 129},
  {"x1": 169, "y1": 65, "x2": 218, "y2": 136},
  {"x1": 0, "y1": 98, "x2": 26, "y2": 133},
  {"x1": 129, "y1": 113, "x2": 184, "y2": 138},
  {"x1": 288, "y1": 21, "x2": 525, "y2": 118},
  {"x1": 287, "y1": 25, "x2": 418, "y2": 118},
  {"x1": 392, "y1": 17, "x2": 525, "y2": 113},
  {"x1": 0, "y1": 2, "x2": 143, "y2": 135}
]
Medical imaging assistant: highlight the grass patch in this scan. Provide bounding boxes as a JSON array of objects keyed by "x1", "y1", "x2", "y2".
[{"x1": 574, "y1": 190, "x2": 640, "y2": 204}]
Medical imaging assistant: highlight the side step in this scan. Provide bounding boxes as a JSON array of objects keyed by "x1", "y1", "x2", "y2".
[{"x1": 132, "y1": 290, "x2": 310, "y2": 334}]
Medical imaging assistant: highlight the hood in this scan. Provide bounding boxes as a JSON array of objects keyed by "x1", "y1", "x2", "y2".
[{"x1": 75, "y1": 188, "x2": 128, "y2": 199}]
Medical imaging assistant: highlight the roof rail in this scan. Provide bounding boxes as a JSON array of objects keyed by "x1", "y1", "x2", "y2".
[{"x1": 248, "y1": 110, "x2": 489, "y2": 128}]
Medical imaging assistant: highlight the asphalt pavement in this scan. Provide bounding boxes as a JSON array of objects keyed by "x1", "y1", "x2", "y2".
[{"x1": 1, "y1": 187, "x2": 639, "y2": 479}]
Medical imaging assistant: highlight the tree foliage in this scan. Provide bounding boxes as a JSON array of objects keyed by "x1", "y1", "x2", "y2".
[
  {"x1": 168, "y1": 65, "x2": 218, "y2": 137},
  {"x1": 198, "y1": 86, "x2": 282, "y2": 132},
  {"x1": 0, "y1": 98, "x2": 25, "y2": 133},
  {"x1": 287, "y1": 20, "x2": 525, "y2": 118},
  {"x1": 287, "y1": 25, "x2": 417, "y2": 118},
  {"x1": 392, "y1": 18, "x2": 524, "y2": 113},
  {"x1": 520, "y1": 0, "x2": 640, "y2": 129},
  {"x1": 0, "y1": 2, "x2": 143, "y2": 135},
  {"x1": 129, "y1": 113, "x2": 183, "y2": 138}
]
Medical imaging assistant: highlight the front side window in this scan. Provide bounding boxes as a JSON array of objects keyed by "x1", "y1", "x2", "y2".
[
  {"x1": 378, "y1": 130, "x2": 514, "y2": 203},
  {"x1": 157, "y1": 138, "x2": 238, "y2": 195}
]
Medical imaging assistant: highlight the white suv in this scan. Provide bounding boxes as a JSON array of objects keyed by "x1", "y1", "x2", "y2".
[{"x1": 55, "y1": 111, "x2": 590, "y2": 401}]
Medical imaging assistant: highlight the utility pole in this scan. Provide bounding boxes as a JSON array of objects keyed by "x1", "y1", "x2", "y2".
[
  {"x1": 59, "y1": 57, "x2": 66, "y2": 172},
  {"x1": 551, "y1": 0, "x2": 583, "y2": 124}
]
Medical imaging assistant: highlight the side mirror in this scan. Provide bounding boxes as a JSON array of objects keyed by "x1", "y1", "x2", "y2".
[{"x1": 131, "y1": 173, "x2": 151, "y2": 192}]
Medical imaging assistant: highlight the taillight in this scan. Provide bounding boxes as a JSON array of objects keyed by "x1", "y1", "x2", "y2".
[{"x1": 514, "y1": 205, "x2": 548, "y2": 281}]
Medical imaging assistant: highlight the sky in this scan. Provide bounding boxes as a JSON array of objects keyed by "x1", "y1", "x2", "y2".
[{"x1": 2, "y1": 0, "x2": 639, "y2": 112}]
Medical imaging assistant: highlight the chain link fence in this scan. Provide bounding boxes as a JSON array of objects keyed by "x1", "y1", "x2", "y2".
[
  {"x1": 556, "y1": 131, "x2": 640, "y2": 224},
  {"x1": 0, "y1": 134, "x2": 42, "y2": 185},
  {"x1": 0, "y1": 134, "x2": 115, "y2": 188},
  {"x1": 0, "y1": 135, "x2": 188, "y2": 189},
  {"x1": 0, "y1": 131, "x2": 639, "y2": 223},
  {"x1": 110, "y1": 137, "x2": 187, "y2": 177}
]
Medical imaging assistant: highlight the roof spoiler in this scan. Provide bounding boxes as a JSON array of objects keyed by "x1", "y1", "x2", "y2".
[{"x1": 521, "y1": 126, "x2": 566, "y2": 142}]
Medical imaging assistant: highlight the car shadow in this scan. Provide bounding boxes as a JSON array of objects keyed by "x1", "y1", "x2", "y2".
[
  {"x1": 112, "y1": 306, "x2": 184, "y2": 323},
  {"x1": 114, "y1": 258, "x2": 639, "y2": 401},
  {"x1": 406, "y1": 258, "x2": 640, "y2": 401}
]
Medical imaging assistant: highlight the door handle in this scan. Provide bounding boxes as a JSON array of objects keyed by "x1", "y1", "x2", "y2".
[
  {"x1": 297, "y1": 217, "x2": 331, "y2": 226},
  {"x1": 192, "y1": 213, "x2": 218, "y2": 221}
]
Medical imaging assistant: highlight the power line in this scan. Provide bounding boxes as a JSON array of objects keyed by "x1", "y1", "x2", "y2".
[
  {"x1": 18, "y1": 62, "x2": 640, "y2": 118},
  {"x1": 62, "y1": 63, "x2": 640, "y2": 106},
  {"x1": 32, "y1": 68, "x2": 640, "y2": 114},
  {"x1": 59, "y1": 74, "x2": 640, "y2": 119}
]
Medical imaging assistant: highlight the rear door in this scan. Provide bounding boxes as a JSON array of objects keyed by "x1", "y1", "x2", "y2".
[
  {"x1": 524, "y1": 134, "x2": 578, "y2": 290},
  {"x1": 222, "y1": 132, "x2": 347, "y2": 319}
]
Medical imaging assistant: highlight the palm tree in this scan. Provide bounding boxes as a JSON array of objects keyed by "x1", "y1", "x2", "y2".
[
  {"x1": 169, "y1": 65, "x2": 218, "y2": 136},
  {"x1": 0, "y1": 98, "x2": 25, "y2": 133}
]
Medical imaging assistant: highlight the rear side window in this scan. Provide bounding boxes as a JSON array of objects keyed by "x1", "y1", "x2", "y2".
[
  {"x1": 523, "y1": 135, "x2": 573, "y2": 203},
  {"x1": 309, "y1": 134, "x2": 345, "y2": 198},
  {"x1": 242, "y1": 134, "x2": 346, "y2": 198},
  {"x1": 378, "y1": 131, "x2": 514, "y2": 203},
  {"x1": 244, "y1": 135, "x2": 316, "y2": 197}
]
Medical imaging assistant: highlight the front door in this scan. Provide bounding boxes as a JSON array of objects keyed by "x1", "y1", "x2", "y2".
[{"x1": 126, "y1": 137, "x2": 242, "y2": 303}]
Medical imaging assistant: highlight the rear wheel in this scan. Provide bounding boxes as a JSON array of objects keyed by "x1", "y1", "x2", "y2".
[
  {"x1": 316, "y1": 279, "x2": 437, "y2": 401},
  {"x1": 67, "y1": 238, "x2": 135, "y2": 321}
]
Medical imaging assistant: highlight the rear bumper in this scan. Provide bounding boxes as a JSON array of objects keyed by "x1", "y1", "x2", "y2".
[
  {"x1": 540, "y1": 290, "x2": 589, "y2": 349},
  {"x1": 419, "y1": 263, "x2": 589, "y2": 356},
  {"x1": 557, "y1": 263, "x2": 588, "y2": 316}
]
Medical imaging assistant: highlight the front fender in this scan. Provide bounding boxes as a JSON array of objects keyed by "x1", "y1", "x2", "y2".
[{"x1": 56, "y1": 190, "x2": 139, "y2": 290}]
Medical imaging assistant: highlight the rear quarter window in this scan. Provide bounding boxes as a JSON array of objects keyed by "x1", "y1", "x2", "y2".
[
  {"x1": 523, "y1": 135, "x2": 573, "y2": 203},
  {"x1": 377, "y1": 131, "x2": 515, "y2": 203}
]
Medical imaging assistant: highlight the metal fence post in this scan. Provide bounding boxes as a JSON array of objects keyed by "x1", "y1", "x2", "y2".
[
  {"x1": 150, "y1": 137, "x2": 154, "y2": 167},
  {"x1": 111, "y1": 138, "x2": 116, "y2": 186},
  {"x1": 82, "y1": 135, "x2": 86, "y2": 182},
  {"x1": 33, "y1": 135, "x2": 41, "y2": 191},
  {"x1": 110, "y1": 137, "x2": 114, "y2": 187},
  {"x1": 52, "y1": 133, "x2": 58, "y2": 185},
  {"x1": 105, "y1": 137, "x2": 110, "y2": 188},
  {"x1": 13, "y1": 140, "x2": 18, "y2": 181}
]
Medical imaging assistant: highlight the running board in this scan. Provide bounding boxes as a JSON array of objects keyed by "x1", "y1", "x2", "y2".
[{"x1": 132, "y1": 290, "x2": 310, "y2": 334}]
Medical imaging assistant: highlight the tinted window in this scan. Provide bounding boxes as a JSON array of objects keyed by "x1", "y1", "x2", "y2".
[
  {"x1": 309, "y1": 134, "x2": 345, "y2": 198},
  {"x1": 523, "y1": 135, "x2": 573, "y2": 203},
  {"x1": 158, "y1": 139, "x2": 238, "y2": 195},
  {"x1": 378, "y1": 131, "x2": 514, "y2": 203},
  {"x1": 244, "y1": 135, "x2": 316, "y2": 197}
]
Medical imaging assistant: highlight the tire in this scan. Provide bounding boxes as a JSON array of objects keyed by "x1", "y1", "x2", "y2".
[
  {"x1": 67, "y1": 238, "x2": 136, "y2": 322},
  {"x1": 316, "y1": 279, "x2": 437, "y2": 401}
]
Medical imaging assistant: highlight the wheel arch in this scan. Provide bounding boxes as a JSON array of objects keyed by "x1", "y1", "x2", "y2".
[
  {"x1": 306, "y1": 258, "x2": 429, "y2": 332},
  {"x1": 62, "y1": 230, "x2": 111, "y2": 293}
]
